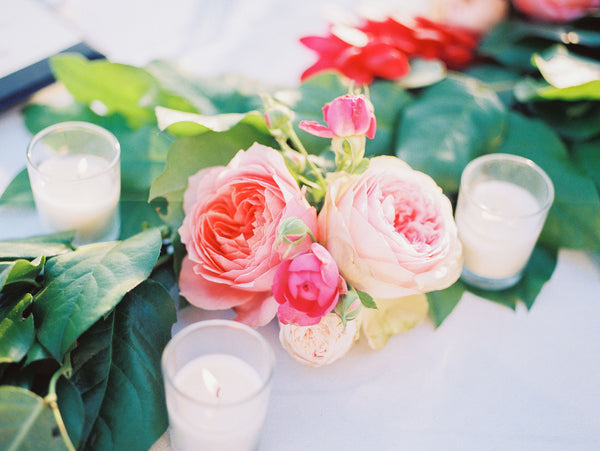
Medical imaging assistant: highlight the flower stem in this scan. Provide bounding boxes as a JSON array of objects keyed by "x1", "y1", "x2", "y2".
[
  {"x1": 284, "y1": 124, "x2": 327, "y2": 191},
  {"x1": 45, "y1": 359, "x2": 76, "y2": 451}
]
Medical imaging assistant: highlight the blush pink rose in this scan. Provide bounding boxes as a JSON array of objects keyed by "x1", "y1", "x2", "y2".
[
  {"x1": 273, "y1": 242, "x2": 345, "y2": 326},
  {"x1": 178, "y1": 143, "x2": 317, "y2": 327},
  {"x1": 299, "y1": 94, "x2": 376, "y2": 139},
  {"x1": 279, "y1": 313, "x2": 358, "y2": 367},
  {"x1": 512, "y1": 0, "x2": 600, "y2": 21},
  {"x1": 318, "y1": 156, "x2": 463, "y2": 300}
]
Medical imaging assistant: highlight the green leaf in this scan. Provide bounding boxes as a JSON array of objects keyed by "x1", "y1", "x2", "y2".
[
  {"x1": 156, "y1": 107, "x2": 253, "y2": 136},
  {"x1": 395, "y1": 75, "x2": 506, "y2": 194},
  {"x1": 367, "y1": 79, "x2": 414, "y2": 158},
  {"x1": 572, "y1": 138, "x2": 600, "y2": 191},
  {"x1": 56, "y1": 377, "x2": 85, "y2": 449},
  {"x1": 465, "y1": 64, "x2": 521, "y2": 106},
  {"x1": 0, "y1": 256, "x2": 44, "y2": 290},
  {"x1": 528, "y1": 101, "x2": 600, "y2": 142},
  {"x1": 495, "y1": 112, "x2": 600, "y2": 251},
  {"x1": 71, "y1": 279, "x2": 176, "y2": 450},
  {"x1": 0, "y1": 294, "x2": 35, "y2": 363},
  {"x1": 527, "y1": 45, "x2": 600, "y2": 100},
  {"x1": 33, "y1": 228, "x2": 162, "y2": 360},
  {"x1": 426, "y1": 282, "x2": 466, "y2": 327},
  {"x1": 480, "y1": 20, "x2": 600, "y2": 71},
  {"x1": 357, "y1": 290, "x2": 377, "y2": 309},
  {"x1": 50, "y1": 54, "x2": 195, "y2": 127},
  {"x1": 462, "y1": 245, "x2": 558, "y2": 312},
  {"x1": 0, "y1": 386, "x2": 69, "y2": 451},
  {"x1": 0, "y1": 169, "x2": 34, "y2": 208},
  {"x1": 396, "y1": 58, "x2": 446, "y2": 89},
  {"x1": 0, "y1": 232, "x2": 74, "y2": 261},
  {"x1": 149, "y1": 114, "x2": 276, "y2": 228}
]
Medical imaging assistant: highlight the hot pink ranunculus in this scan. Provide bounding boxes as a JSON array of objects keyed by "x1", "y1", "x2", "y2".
[
  {"x1": 299, "y1": 94, "x2": 376, "y2": 139},
  {"x1": 178, "y1": 143, "x2": 317, "y2": 327},
  {"x1": 318, "y1": 156, "x2": 462, "y2": 299},
  {"x1": 273, "y1": 242, "x2": 345, "y2": 326},
  {"x1": 512, "y1": 0, "x2": 600, "y2": 21}
]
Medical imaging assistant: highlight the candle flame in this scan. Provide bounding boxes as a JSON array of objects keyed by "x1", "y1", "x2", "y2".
[
  {"x1": 77, "y1": 157, "x2": 88, "y2": 178},
  {"x1": 202, "y1": 368, "x2": 222, "y2": 399}
]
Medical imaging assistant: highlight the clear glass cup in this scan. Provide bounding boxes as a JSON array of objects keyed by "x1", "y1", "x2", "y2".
[
  {"x1": 162, "y1": 320, "x2": 275, "y2": 451},
  {"x1": 455, "y1": 153, "x2": 554, "y2": 290},
  {"x1": 26, "y1": 121, "x2": 120, "y2": 245}
]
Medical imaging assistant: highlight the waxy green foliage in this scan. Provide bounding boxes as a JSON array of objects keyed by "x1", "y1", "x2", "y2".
[{"x1": 0, "y1": 229, "x2": 176, "y2": 451}]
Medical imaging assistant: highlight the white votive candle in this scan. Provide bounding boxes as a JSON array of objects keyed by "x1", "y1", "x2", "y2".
[
  {"x1": 169, "y1": 355, "x2": 267, "y2": 451},
  {"x1": 26, "y1": 122, "x2": 120, "y2": 245},
  {"x1": 455, "y1": 154, "x2": 554, "y2": 290},
  {"x1": 162, "y1": 320, "x2": 274, "y2": 451}
]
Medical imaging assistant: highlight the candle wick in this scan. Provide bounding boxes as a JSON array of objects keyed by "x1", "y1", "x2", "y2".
[{"x1": 202, "y1": 368, "x2": 222, "y2": 399}]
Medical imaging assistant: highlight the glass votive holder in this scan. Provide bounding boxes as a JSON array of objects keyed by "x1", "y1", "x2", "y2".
[
  {"x1": 455, "y1": 153, "x2": 554, "y2": 290},
  {"x1": 162, "y1": 320, "x2": 275, "y2": 451},
  {"x1": 26, "y1": 121, "x2": 120, "y2": 246}
]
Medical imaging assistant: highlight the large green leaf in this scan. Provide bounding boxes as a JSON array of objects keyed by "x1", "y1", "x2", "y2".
[
  {"x1": 32, "y1": 228, "x2": 162, "y2": 360},
  {"x1": 427, "y1": 282, "x2": 466, "y2": 327},
  {"x1": 428, "y1": 245, "x2": 558, "y2": 325},
  {"x1": 0, "y1": 294, "x2": 35, "y2": 363},
  {"x1": 50, "y1": 54, "x2": 196, "y2": 127},
  {"x1": 56, "y1": 377, "x2": 85, "y2": 449},
  {"x1": 0, "y1": 169, "x2": 34, "y2": 208},
  {"x1": 0, "y1": 232, "x2": 74, "y2": 261},
  {"x1": 572, "y1": 138, "x2": 600, "y2": 191},
  {"x1": 70, "y1": 279, "x2": 176, "y2": 451},
  {"x1": 480, "y1": 20, "x2": 600, "y2": 71},
  {"x1": 395, "y1": 75, "x2": 506, "y2": 194},
  {"x1": 147, "y1": 60, "x2": 274, "y2": 115},
  {"x1": 0, "y1": 386, "x2": 69, "y2": 451},
  {"x1": 528, "y1": 101, "x2": 600, "y2": 142},
  {"x1": 149, "y1": 114, "x2": 276, "y2": 228},
  {"x1": 0, "y1": 256, "x2": 44, "y2": 290},
  {"x1": 495, "y1": 112, "x2": 600, "y2": 251}
]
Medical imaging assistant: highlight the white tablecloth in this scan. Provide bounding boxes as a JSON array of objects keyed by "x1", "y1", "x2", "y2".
[{"x1": 1, "y1": 1, "x2": 599, "y2": 450}]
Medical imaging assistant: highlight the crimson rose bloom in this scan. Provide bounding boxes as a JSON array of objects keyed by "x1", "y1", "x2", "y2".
[
  {"x1": 178, "y1": 143, "x2": 317, "y2": 327},
  {"x1": 300, "y1": 16, "x2": 479, "y2": 84}
]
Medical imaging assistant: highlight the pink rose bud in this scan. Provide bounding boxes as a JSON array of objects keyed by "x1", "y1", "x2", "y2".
[
  {"x1": 273, "y1": 243, "x2": 344, "y2": 326},
  {"x1": 299, "y1": 94, "x2": 376, "y2": 139},
  {"x1": 264, "y1": 103, "x2": 294, "y2": 129}
]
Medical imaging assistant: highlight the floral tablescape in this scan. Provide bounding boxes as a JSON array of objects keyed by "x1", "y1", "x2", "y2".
[{"x1": 1, "y1": 0, "x2": 599, "y2": 450}]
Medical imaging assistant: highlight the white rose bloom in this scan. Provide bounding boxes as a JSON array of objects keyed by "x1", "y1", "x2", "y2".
[{"x1": 279, "y1": 313, "x2": 358, "y2": 367}]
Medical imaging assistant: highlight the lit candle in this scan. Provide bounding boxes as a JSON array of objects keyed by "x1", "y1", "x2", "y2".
[
  {"x1": 26, "y1": 122, "x2": 120, "y2": 245},
  {"x1": 162, "y1": 321, "x2": 274, "y2": 451},
  {"x1": 455, "y1": 154, "x2": 553, "y2": 290},
  {"x1": 168, "y1": 354, "x2": 267, "y2": 451}
]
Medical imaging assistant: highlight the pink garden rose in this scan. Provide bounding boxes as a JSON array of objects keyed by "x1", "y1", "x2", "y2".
[
  {"x1": 178, "y1": 143, "x2": 317, "y2": 327},
  {"x1": 299, "y1": 94, "x2": 376, "y2": 139},
  {"x1": 279, "y1": 313, "x2": 358, "y2": 367},
  {"x1": 512, "y1": 0, "x2": 600, "y2": 21},
  {"x1": 273, "y1": 242, "x2": 345, "y2": 326},
  {"x1": 318, "y1": 156, "x2": 462, "y2": 300}
]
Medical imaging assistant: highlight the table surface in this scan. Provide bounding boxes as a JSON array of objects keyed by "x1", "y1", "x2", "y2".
[{"x1": 1, "y1": 1, "x2": 599, "y2": 450}]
